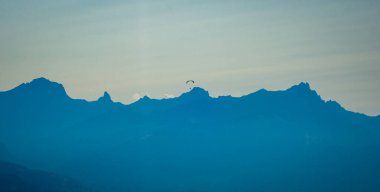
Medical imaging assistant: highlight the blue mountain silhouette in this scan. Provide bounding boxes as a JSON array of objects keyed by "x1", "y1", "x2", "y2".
[{"x1": 0, "y1": 77, "x2": 379, "y2": 192}]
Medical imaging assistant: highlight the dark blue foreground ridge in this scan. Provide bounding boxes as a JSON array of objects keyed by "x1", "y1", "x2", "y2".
[{"x1": 0, "y1": 77, "x2": 379, "y2": 192}]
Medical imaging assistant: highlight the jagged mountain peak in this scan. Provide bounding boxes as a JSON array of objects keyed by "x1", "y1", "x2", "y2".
[
  {"x1": 287, "y1": 82, "x2": 311, "y2": 92},
  {"x1": 179, "y1": 87, "x2": 210, "y2": 100},
  {"x1": 30, "y1": 77, "x2": 54, "y2": 84},
  {"x1": 285, "y1": 82, "x2": 321, "y2": 99},
  {"x1": 5, "y1": 77, "x2": 69, "y2": 100},
  {"x1": 27, "y1": 77, "x2": 64, "y2": 89},
  {"x1": 98, "y1": 91, "x2": 113, "y2": 103}
]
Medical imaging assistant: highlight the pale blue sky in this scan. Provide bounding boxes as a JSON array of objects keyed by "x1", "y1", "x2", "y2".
[{"x1": 0, "y1": 0, "x2": 379, "y2": 115}]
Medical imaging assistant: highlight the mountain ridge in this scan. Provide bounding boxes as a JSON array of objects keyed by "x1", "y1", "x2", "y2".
[{"x1": 0, "y1": 77, "x2": 374, "y2": 117}]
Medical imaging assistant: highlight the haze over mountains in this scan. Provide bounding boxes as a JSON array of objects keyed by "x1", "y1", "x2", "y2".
[{"x1": 1, "y1": 77, "x2": 379, "y2": 192}]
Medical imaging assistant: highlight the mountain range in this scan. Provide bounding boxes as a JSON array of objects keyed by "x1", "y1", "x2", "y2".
[{"x1": 0, "y1": 77, "x2": 379, "y2": 192}]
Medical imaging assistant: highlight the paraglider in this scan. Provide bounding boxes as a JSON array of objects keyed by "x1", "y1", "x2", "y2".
[{"x1": 186, "y1": 80, "x2": 195, "y2": 90}]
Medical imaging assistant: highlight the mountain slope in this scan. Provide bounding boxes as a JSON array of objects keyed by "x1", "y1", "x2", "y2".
[{"x1": 0, "y1": 160, "x2": 92, "y2": 192}]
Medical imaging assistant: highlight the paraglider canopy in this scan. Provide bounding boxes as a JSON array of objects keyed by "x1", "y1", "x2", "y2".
[{"x1": 186, "y1": 80, "x2": 195, "y2": 90}]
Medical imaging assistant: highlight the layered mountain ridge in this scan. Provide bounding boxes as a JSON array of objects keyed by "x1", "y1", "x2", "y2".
[{"x1": 0, "y1": 77, "x2": 379, "y2": 192}]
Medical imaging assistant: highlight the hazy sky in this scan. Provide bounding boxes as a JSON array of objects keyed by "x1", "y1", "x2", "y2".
[{"x1": 0, "y1": 0, "x2": 379, "y2": 115}]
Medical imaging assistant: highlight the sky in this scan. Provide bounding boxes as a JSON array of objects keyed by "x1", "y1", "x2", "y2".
[{"x1": 0, "y1": 0, "x2": 379, "y2": 115}]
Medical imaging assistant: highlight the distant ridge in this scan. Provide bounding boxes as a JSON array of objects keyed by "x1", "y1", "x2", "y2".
[{"x1": 0, "y1": 77, "x2": 361, "y2": 115}]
